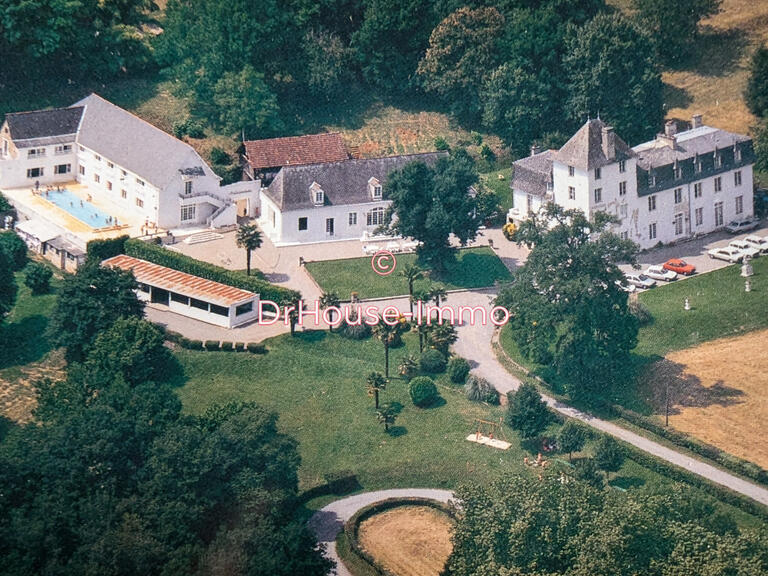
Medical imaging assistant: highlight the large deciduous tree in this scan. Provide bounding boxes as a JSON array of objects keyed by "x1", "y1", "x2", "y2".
[
  {"x1": 0, "y1": 231, "x2": 28, "y2": 271},
  {"x1": 746, "y1": 44, "x2": 768, "y2": 118},
  {"x1": 0, "y1": 250, "x2": 17, "y2": 322},
  {"x1": 505, "y1": 381, "x2": 551, "y2": 439},
  {"x1": 496, "y1": 204, "x2": 639, "y2": 402}
]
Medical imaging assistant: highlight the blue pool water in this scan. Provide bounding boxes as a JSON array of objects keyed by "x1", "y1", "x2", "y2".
[{"x1": 43, "y1": 188, "x2": 114, "y2": 228}]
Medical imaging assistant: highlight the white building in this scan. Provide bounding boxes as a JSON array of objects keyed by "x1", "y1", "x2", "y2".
[
  {"x1": 259, "y1": 152, "x2": 445, "y2": 245},
  {"x1": 509, "y1": 116, "x2": 755, "y2": 249},
  {"x1": 0, "y1": 94, "x2": 258, "y2": 231}
]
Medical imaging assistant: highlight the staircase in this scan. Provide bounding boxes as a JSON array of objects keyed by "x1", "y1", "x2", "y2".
[{"x1": 183, "y1": 230, "x2": 223, "y2": 245}]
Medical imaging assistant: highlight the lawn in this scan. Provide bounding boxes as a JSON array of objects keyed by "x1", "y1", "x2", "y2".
[
  {"x1": 478, "y1": 166, "x2": 514, "y2": 214},
  {"x1": 305, "y1": 246, "x2": 512, "y2": 300}
]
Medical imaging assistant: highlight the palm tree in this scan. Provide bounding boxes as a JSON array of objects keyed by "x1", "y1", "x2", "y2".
[
  {"x1": 416, "y1": 322, "x2": 432, "y2": 354},
  {"x1": 319, "y1": 291, "x2": 341, "y2": 332},
  {"x1": 429, "y1": 322, "x2": 458, "y2": 355},
  {"x1": 429, "y1": 285, "x2": 448, "y2": 307},
  {"x1": 366, "y1": 371, "x2": 387, "y2": 409},
  {"x1": 236, "y1": 224, "x2": 263, "y2": 276},
  {"x1": 397, "y1": 354, "x2": 418, "y2": 380},
  {"x1": 376, "y1": 404, "x2": 397, "y2": 433},
  {"x1": 399, "y1": 264, "x2": 424, "y2": 316},
  {"x1": 286, "y1": 300, "x2": 301, "y2": 336},
  {"x1": 372, "y1": 319, "x2": 398, "y2": 377}
]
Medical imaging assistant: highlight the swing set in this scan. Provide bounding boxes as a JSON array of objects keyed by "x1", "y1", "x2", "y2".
[{"x1": 465, "y1": 417, "x2": 511, "y2": 450}]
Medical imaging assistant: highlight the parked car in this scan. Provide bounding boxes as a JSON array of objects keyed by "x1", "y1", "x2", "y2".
[
  {"x1": 662, "y1": 258, "x2": 696, "y2": 275},
  {"x1": 644, "y1": 265, "x2": 678, "y2": 281},
  {"x1": 615, "y1": 280, "x2": 636, "y2": 293},
  {"x1": 743, "y1": 234, "x2": 768, "y2": 254},
  {"x1": 728, "y1": 239, "x2": 761, "y2": 259},
  {"x1": 625, "y1": 273, "x2": 656, "y2": 289},
  {"x1": 708, "y1": 246, "x2": 744, "y2": 263},
  {"x1": 724, "y1": 217, "x2": 760, "y2": 234}
]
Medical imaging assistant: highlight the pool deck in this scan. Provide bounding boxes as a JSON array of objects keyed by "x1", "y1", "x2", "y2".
[{"x1": 2, "y1": 182, "x2": 147, "y2": 242}]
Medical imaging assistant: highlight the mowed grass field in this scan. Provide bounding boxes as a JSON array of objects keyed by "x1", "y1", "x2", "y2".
[
  {"x1": 305, "y1": 246, "x2": 512, "y2": 300},
  {"x1": 358, "y1": 505, "x2": 454, "y2": 576}
]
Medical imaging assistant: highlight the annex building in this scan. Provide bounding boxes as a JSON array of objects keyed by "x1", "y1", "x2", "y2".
[{"x1": 509, "y1": 115, "x2": 755, "y2": 249}]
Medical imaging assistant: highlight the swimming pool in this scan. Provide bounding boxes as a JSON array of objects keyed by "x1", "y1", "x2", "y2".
[{"x1": 42, "y1": 188, "x2": 114, "y2": 229}]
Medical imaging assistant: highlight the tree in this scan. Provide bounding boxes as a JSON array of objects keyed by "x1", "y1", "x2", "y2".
[
  {"x1": 213, "y1": 66, "x2": 283, "y2": 136},
  {"x1": 594, "y1": 435, "x2": 624, "y2": 480},
  {"x1": 376, "y1": 403, "x2": 397, "y2": 432},
  {"x1": 0, "y1": 192, "x2": 12, "y2": 213},
  {"x1": 236, "y1": 223, "x2": 264, "y2": 277},
  {"x1": 365, "y1": 371, "x2": 387, "y2": 409},
  {"x1": 0, "y1": 250, "x2": 17, "y2": 321},
  {"x1": 371, "y1": 317, "x2": 407, "y2": 377},
  {"x1": 397, "y1": 354, "x2": 418, "y2": 380},
  {"x1": 23, "y1": 262, "x2": 52, "y2": 295},
  {"x1": 47, "y1": 264, "x2": 144, "y2": 362},
  {"x1": 564, "y1": 13, "x2": 663, "y2": 145},
  {"x1": 0, "y1": 231, "x2": 28, "y2": 271},
  {"x1": 505, "y1": 381, "x2": 551, "y2": 439},
  {"x1": 302, "y1": 28, "x2": 356, "y2": 100},
  {"x1": 496, "y1": 204, "x2": 639, "y2": 401},
  {"x1": 427, "y1": 284, "x2": 447, "y2": 308},
  {"x1": 746, "y1": 44, "x2": 768, "y2": 118},
  {"x1": 754, "y1": 119, "x2": 768, "y2": 173},
  {"x1": 558, "y1": 420, "x2": 586, "y2": 461},
  {"x1": 427, "y1": 322, "x2": 457, "y2": 356},
  {"x1": 632, "y1": 0, "x2": 722, "y2": 66},
  {"x1": 399, "y1": 263, "x2": 424, "y2": 316},
  {"x1": 319, "y1": 291, "x2": 341, "y2": 332},
  {"x1": 572, "y1": 457, "x2": 604, "y2": 489}
]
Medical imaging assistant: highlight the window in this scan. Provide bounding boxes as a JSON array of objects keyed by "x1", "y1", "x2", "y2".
[
  {"x1": 568, "y1": 165, "x2": 575, "y2": 177},
  {"x1": 106, "y1": 181, "x2": 112, "y2": 191},
  {"x1": 54, "y1": 164, "x2": 71, "y2": 175},
  {"x1": 714, "y1": 176, "x2": 722, "y2": 193},
  {"x1": 648, "y1": 175, "x2": 656, "y2": 187},
  {"x1": 619, "y1": 181, "x2": 627, "y2": 196},
  {"x1": 620, "y1": 231, "x2": 628, "y2": 240},
  {"x1": 649, "y1": 222, "x2": 657, "y2": 240},
  {"x1": 107, "y1": 161, "x2": 114, "y2": 169},
  {"x1": 734, "y1": 171, "x2": 742, "y2": 186},
  {"x1": 94, "y1": 153, "x2": 101, "y2": 161},
  {"x1": 694, "y1": 182, "x2": 702, "y2": 198},
  {"x1": 135, "y1": 178, "x2": 145, "y2": 186},
  {"x1": 93, "y1": 174, "x2": 100, "y2": 183},
  {"x1": 79, "y1": 145, "x2": 85, "y2": 152},
  {"x1": 180, "y1": 205, "x2": 195, "y2": 221},
  {"x1": 714, "y1": 201, "x2": 724, "y2": 226},
  {"x1": 695, "y1": 159, "x2": 702, "y2": 173},
  {"x1": 674, "y1": 188, "x2": 682, "y2": 204},
  {"x1": 121, "y1": 189, "x2": 127, "y2": 199},
  {"x1": 735, "y1": 147, "x2": 742, "y2": 162},
  {"x1": 120, "y1": 169, "x2": 127, "y2": 178},
  {"x1": 27, "y1": 148, "x2": 45, "y2": 158},
  {"x1": 325, "y1": 218, "x2": 334, "y2": 236},
  {"x1": 79, "y1": 165, "x2": 85, "y2": 176},
  {"x1": 594, "y1": 167, "x2": 601, "y2": 180},
  {"x1": 314, "y1": 190, "x2": 324, "y2": 204},
  {"x1": 210, "y1": 304, "x2": 229, "y2": 317},
  {"x1": 736, "y1": 195, "x2": 743, "y2": 215},
  {"x1": 348, "y1": 212, "x2": 357, "y2": 226},
  {"x1": 620, "y1": 204, "x2": 628, "y2": 217},
  {"x1": 184, "y1": 180, "x2": 193, "y2": 195},
  {"x1": 648, "y1": 195, "x2": 657, "y2": 211},
  {"x1": 54, "y1": 144, "x2": 72, "y2": 155},
  {"x1": 236, "y1": 302, "x2": 253, "y2": 316},
  {"x1": 619, "y1": 160, "x2": 626, "y2": 173},
  {"x1": 367, "y1": 207, "x2": 385, "y2": 226},
  {"x1": 298, "y1": 217, "x2": 308, "y2": 231},
  {"x1": 715, "y1": 154, "x2": 722, "y2": 168},
  {"x1": 593, "y1": 188, "x2": 602, "y2": 203},
  {"x1": 674, "y1": 213, "x2": 683, "y2": 236},
  {"x1": 568, "y1": 186, "x2": 575, "y2": 200},
  {"x1": 171, "y1": 292, "x2": 189, "y2": 305},
  {"x1": 135, "y1": 198, "x2": 144, "y2": 208},
  {"x1": 674, "y1": 165, "x2": 681, "y2": 179},
  {"x1": 27, "y1": 167, "x2": 44, "y2": 178},
  {"x1": 373, "y1": 185, "x2": 382, "y2": 199},
  {"x1": 190, "y1": 298, "x2": 208, "y2": 311},
  {"x1": 695, "y1": 207, "x2": 703, "y2": 226}
]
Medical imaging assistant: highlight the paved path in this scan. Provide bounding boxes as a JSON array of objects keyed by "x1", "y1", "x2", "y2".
[{"x1": 307, "y1": 489, "x2": 454, "y2": 576}]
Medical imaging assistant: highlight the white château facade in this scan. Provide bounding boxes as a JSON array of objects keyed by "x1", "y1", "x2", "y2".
[{"x1": 509, "y1": 116, "x2": 755, "y2": 250}]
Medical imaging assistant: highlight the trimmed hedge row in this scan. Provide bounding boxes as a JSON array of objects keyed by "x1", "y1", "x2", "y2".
[
  {"x1": 124, "y1": 238, "x2": 301, "y2": 305},
  {"x1": 164, "y1": 329, "x2": 266, "y2": 354},
  {"x1": 344, "y1": 498, "x2": 456, "y2": 576}
]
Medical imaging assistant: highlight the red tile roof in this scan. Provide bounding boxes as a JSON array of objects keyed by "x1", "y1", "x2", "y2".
[
  {"x1": 243, "y1": 132, "x2": 349, "y2": 171},
  {"x1": 103, "y1": 254, "x2": 256, "y2": 307}
]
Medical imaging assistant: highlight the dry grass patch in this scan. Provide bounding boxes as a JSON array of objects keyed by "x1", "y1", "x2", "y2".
[
  {"x1": 641, "y1": 329, "x2": 768, "y2": 469},
  {"x1": 0, "y1": 349, "x2": 66, "y2": 423},
  {"x1": 358, "y1": 505, "x2": 454, "y2": 576}
]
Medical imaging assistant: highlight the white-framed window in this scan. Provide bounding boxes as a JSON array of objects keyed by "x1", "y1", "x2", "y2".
[
  {"x1": 325, "y1": 218, "x2": 335, "y2": 236},
  {"x1": 373, "y1": 185, "x2": 382, "y2": 199},
  {"x1": 315, "y1": 190, "x2": 324, "y2": 204},
  {"x1": 714, "y1": 176, "x2": 722, "y2": 193},
  {"x1": 348, "y1": 212, "x2": 357, "y2": 226},
  {"x1": 94, "y1": 153, "x2": 101, "y2": 161},
  {"x1": 674, "y1": 213, "x2": 683, "y2": 236},
  {"x1": 695, "y1": 207, "x2": 703, "y2": 226},
  {"x1": 648, "y1": 175, "x2": 656, "y2": 187},
  {"x1": 181, "y1": 205, "x2": 196, "y2": 221},
  {"x1": 79, "y1": 165, "x2": 85, "y2": 176},
  {"x1": 619, "y1": 181, "x2": 627, "y2": 196},
  {"x1": 121, "y1": 189, "x2": 127, "y2": 199},
  {"x1": 27, "y1": 167, "x2": 43, "y2": 178},
  {"x1": 649, "y1": 222, "x2": 657, "y2": 240},
  {"x1": 54, "y1": 144, "x2": 72, "y2": 155},
  {"x1": 694, "y1": 182, "x2": 702, "y2": 198},
  {"x1": 136, "y1": 198, "x2": 144, "y2": 208},
  {"x1": 648, "y1": 195, "x2": 657, "y2": 211},
  {"x1": 136, "y1": 178, "x2": 145, "y2": 186},
  {"x1": 594, "y1": 167, "x2": 601, "y2": 180},
  {"x1": 27, "y1": 148, "x2": 45, "y2": 158},
  {"x1": 106, "y1": 181, "x2": 112, "y2": 191},
  {"x1": 568, "y1": 186, "x2": 575, "y2": 200},
  {"x1": 714, "y1": 201, "x2": 724, "y2": 226},
  {"x1": 735, "y1": 147, "x2": 742, "y2": 162},
  {"x1": 594, "y1": 188, "x2": 602, "y2": 203},
  {"x1": 120, "y1": 169, "x2": 127, "y2": 177},
  {"x1": 94, "y1": 174, "x2": 100, "y2": 183},
  {"x1": 734, "y1": 171, "x2": 742, "y2": 186},
  {"x1": 367, "y1": 207, "x2": 385, "y2": 226},
  {"x1": 107, "y1": 161, "x2": 114, "y2": 169},
  {"x1": 184, "y1": 180, "x2": 193, "y2": 195},
  {"x1": 54, "y1": 164, "x2": 71, "y2": 175},
  {"x1": 736, "y1": 195, "x2": 743, "y2": 215},
  {"x1": 674, "y1": 165, "x2": 681, "y2": 179},
  {"x1": 715, "y1": 154, "x2": 722, "y2": 168},
  {"x1": 674, "y1": 188, "x2": 682, "y2": 204},
  {"x1": 695, "y1": 159, "x2": 702, "y2": 173},
  {"x1": 568, "y1": 165, "x2": 575, "y2": 177},
  {"x1": 368, "y1": 177, "x2": 382, "y2": 200},
  {"x1": 619, "y1": 160, "x2": 626, "y2": 173}
]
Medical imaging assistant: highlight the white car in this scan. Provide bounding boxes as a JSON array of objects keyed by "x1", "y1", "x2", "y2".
[
  {"x1": 743, "y1": 235, "x2": 768, "y2": 254},
  {"x1": 625, "y1": 273, "x2": 656, "y2": 289},
  {"x1": 708, "y1": 246, "x2": 744, "y2": 263},
  {"x1": 615, "y1": 280, "x2": 636, "y2": 293},
  {"x1": 644, "y1": 265, "x2": 678, "y2": 282},
  {"x1": 725, "y1": 218, "x2": 760, "y2": 234},
  {"x1": 728, "y1": 240, "x2": 761, "y2": 259}
]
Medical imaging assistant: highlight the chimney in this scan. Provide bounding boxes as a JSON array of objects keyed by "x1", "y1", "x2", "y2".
[
  {"x1": 530, "y1": 144, "x2": 541, "y2": 156},
  {"x1": 692, "y1": 114, "x2": 703, "y2": 129},
  {"x1": 664, "y1": 121, "x2": 677, "y2": 137},
  {"x1": 602, "y1": 126, "x2": 615, "y2": 160}
]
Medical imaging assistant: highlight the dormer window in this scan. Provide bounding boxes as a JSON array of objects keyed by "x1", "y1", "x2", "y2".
[
  {"x1": 674, "y1": 163, "x2": 681, "y2": 179},
  {"x1": 368, "y1": 177, "x2": 382, "y2": 200},
  {"x1": 714, "y1": 152, "x2": 722, "y2": 168},
  {"x1": 310, "y1": 181, "x2": 324, "y2": 205},
  {"x1": 735, "y1": 147, "x2": 741, "y2": 162}
]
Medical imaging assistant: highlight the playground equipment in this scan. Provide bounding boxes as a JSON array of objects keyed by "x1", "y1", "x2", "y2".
[{"x1": 465, "y1": 418, "x2": 511, "y2": 450}]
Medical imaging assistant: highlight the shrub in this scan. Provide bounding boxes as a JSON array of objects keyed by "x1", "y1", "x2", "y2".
[
  {"x1": 339, "y1": 316, "x2": 372, "y2": 340},
  {"x1": 447, "y1": 356, "x2": 470, "y2": 384},
  {"x1": 204, "y1": 340, "x2": 220, "y2": 351},
  {"x1": 409, "y1": 376, "x2": 439, "y2": 407},
  {"x1": 420, "y1": 349, "x2": 446, "y2": 373},
  {"x1": 502, "y1": 222, "x2": 516, "y2": 241},
  {"x1": 470, "y1": 131, "x2": 483, "y2": 146},
  {"x1": 434, "y1": 136, "x2": 450, "y2": 151},
  {"x1": 234, "y1": 342, "x2": 245, "y2": 352},
  {"x1": 464, "y1": 374, "x2": 499, "y2": 405},
  {"x1": 573, "y1": 458, "x2": 604, "y2": 489},
  {"x1": 0, "y1": 192, "x2": 12, "y2": 213},
  {"x1": 506, "y1": 381, "x2": 550, "y2": 438},
  {"x1": 178, "y1": 336, "x2": 192, "y2": 348},
  {"x1": 480, "y1": 143, "x2": 496, "y2": 164},
  {"x1": 220, "y1": 341, "x2": 233, "y2": 351},
  {"x1": 210, "y1": 146, "x2": 232, "y2": 165},
  {"x1": 595, "y1": 436, "x2": 624, "y2": 477},
  {"x1": 173, "y1": 118, "x2": 205, "y2": 139},
  {"x1": 188, "y1": 339, "x2": 204, "y2": 350},
  {"x1": 24, "y1": 262, "x2": 52, "y2": 295},
  {"x1": 629, "y1": 300, "x2": 653, "y2": 325},
  {"x1": 246, "y1": 342, "x2": 266, "y2": 354}
]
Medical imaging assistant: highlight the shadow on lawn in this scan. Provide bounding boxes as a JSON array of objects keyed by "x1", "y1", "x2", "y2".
[
  {"x1": 679, "y1": 27, "x2": 750, "y2": 77},
  {"x1": 0, "y1": 315, "x2": 51, "y2": 369}
]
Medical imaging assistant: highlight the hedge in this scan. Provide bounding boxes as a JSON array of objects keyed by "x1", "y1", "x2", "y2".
[
  {"x1": 124, "y1": 238, "x2": 301, "y2": 305},
  {"x1": 86, "y1": 235, "x2": 129, "y2": 264}
]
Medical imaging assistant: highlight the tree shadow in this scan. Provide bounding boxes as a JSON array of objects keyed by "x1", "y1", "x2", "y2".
[
  {"x1": 610, "y1": 476, "x2": 646, "y2": 491},
  {"x1": 663, "y1": 84, "x2": 693, "y2": 111},
  {"x1": 422, "y1": 396, "x2": 446, "y2": 410},
  {"x1": 163, "y1": 354, "x2": 188, "y2": 388},
  {"x1": 294, "y1": 330, "x2": 328, "y2": 344},
  {"x1": 388, "y1": 425, "x2": 408, "y2": 437},
  {"x1": 388, "y1": 401, "x2": 404, "y2": 415},
  {"x1": 678, "y1": 27, "x2": 749, "y2": 78},
  {"x1": 264, "y1": 272, "x2": 290, "y2": 283},
  {"x1": 0, "y1": 315, "x2": 51, "y2": 369}
]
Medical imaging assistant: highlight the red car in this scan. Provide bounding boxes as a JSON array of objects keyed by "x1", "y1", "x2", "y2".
[{"x1": 662, "y1": 258, "x2": 696, "y2": 275}]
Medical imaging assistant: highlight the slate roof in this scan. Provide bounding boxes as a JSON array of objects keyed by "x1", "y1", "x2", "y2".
[
  {"x1": 243, "y1": 133, "x2": 350, "y2": 171},
  {"x1": 511, "y1": 150, "x2": 554, "y2": 197},
  {"x1": 73, "y1": 94, "x2": 216, "y2": 190},
  {"x1": 4, "y1": 107, "x2": 84, "y2": 146},
  {"x1": 633, "y1": 126, "x2": 751, "y2": 170},
  {"x1": 555, "y1": 119, "x2": 635, "y2": 170},
  {"x1": 264, "y1": 152, "x2": 447, "y2": 211}
]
